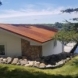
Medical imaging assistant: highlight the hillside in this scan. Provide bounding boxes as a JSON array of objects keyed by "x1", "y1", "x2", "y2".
[{"x1": 0, "y1": 55, "x2": 78, "y2": 78}]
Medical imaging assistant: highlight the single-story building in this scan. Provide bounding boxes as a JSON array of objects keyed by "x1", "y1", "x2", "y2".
[{"x1": 0, "y1": 24, "x2": 62, "y2": 60}]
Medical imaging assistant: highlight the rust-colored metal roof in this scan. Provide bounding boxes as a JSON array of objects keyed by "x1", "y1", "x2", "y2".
[{"x1": 0, "y1": 24, "x2": 57, "y2": 43}]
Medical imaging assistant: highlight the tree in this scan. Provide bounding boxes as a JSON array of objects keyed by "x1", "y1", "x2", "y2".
[
  {"x1": 61, "y1": 8, "x2": 78, "y2": 21},
  {"x1": 61, "y1": 8, "x2": 78, "y2": 13},
  {"x1": 0, "y1": 1, "x2": 2, "y2": 5},
  {"x1": 54, "y1": 8, "x2": 78, "y2": 52},
  {"x1": 54, "y1": 22, "x2": 62, "y2": 28},
  {"x1": 61, "y1": 8, "x2": 78, "y2": 40},
  {"x1": 55, "y1": 29, "x2": 76, "y2": 52}
]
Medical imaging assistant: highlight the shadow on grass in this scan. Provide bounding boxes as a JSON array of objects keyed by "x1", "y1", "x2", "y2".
[
  {"x1": 71, "y1": 59, "x2": 78, "y2": 67},
  {"x1": 0, "y1": 66, "x2": 78, "y2": 78}
]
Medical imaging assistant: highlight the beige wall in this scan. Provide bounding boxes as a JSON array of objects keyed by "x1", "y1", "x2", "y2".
[
  {"x1": 42, "y1": 40, "x2": 62, "y2": 56},
  {"x1": 0, "y1": 29, "x2": 22, "y2": 57},
  {"x1": 0, "y1": 28, "x2": 62, "y2": 57}
]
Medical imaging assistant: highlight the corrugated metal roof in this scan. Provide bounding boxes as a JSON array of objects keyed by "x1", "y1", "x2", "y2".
[{"x1": 0, "y1": 24, "x2": 57, "y2": 43}]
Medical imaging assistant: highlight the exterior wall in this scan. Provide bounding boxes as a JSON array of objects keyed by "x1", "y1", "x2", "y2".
[
  {"x1": 0, "y1": 29, "x2": 42, "y2": 59},
  {"x1": 0, "y1": 29, "x2": 62, "y2": 58},
  {"x1": 0, "y1": 29, "x2": 22, "y2": 57},
  {"x1": 42, "y1": 40, "x2": 62, "y2": 56},
  {"x1": 21, "y1": 39, "x2": 42, "y2": 60},
  {"x1": 53, "y1": 41, "x2": 62, "y2": 54}
]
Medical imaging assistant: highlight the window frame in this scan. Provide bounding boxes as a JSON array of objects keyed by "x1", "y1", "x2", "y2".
[
  {"x1": 0, "y1": 45, "x2": 5, "y2": 55},
  {"x1": 0, "y1": 43, "x2": 6, "y2": 56}
]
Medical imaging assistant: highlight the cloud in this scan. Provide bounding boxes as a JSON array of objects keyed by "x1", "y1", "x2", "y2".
[
  {"x1": 71, "y1": 12, "x2": 78, "y2": 18},
  {"x1": 0, "y1": 5, "x2": 77, "y2": 24},
  {"x1": 0, "y1": 7, "x2": 63, "y2": 19}
]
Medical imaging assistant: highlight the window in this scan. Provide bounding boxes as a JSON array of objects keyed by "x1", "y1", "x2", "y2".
[
  {"x1": 54, "y1": 40, "x2": 57, "y2": 47},
  {"x1": 0, "y1": 45, "x2": 5, "y2": 55}
]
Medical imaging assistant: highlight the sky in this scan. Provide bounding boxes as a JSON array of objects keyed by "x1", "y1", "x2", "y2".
[{"x1": 0, "y1": 0, "x2": 78, "y2": 24}]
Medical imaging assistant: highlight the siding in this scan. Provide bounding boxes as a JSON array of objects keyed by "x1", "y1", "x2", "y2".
[
  {"x1": 42, "y1": 40, "x2": 62, "y2": 56},
  {"x1": 0, "y1": 29, "x2": 62, "y2": 58},
  {"x1": 0, "y1": 29, "x2": 21, "y2": 57}
]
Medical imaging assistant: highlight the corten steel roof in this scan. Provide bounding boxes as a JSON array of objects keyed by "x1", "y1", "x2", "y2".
[{"x1": 0, "y1": 24, "x2": 57, "y2": 43}]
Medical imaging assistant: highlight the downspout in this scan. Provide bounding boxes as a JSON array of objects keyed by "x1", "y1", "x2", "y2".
[{"x1": 62, "y1": 40, "x2": 64, "y2": 52}]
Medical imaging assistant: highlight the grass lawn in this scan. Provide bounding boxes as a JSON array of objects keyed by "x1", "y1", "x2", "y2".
[{"x1": 0, "y1": 56, "x2": 78, "y2": 78}]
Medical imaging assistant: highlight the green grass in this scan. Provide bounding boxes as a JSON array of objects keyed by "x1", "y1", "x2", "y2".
[{"x1": 0, "y1": 56, "x2": 78, "y2": 78}]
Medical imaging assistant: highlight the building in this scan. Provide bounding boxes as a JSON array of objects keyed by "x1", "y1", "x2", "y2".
[{"x1": 0, "y1": 24, "x2": 62, "y2": 60}]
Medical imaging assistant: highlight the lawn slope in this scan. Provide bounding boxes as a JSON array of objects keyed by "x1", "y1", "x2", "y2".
[{"x1": 0, "y1": 56, "x2": 78, "y2": 78}]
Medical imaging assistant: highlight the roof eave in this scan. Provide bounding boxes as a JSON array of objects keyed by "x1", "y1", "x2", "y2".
[{"x1": 0, "y1": 27, "x2": 53, "y2": 43}]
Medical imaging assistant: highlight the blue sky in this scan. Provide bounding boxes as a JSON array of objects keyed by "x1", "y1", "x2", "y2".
[{"x1": 0, "y1": 0, "x2": 78, "y2": 24}]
